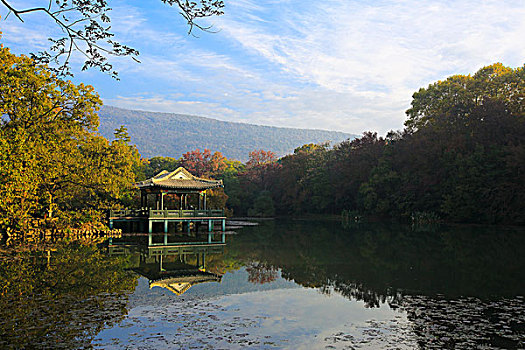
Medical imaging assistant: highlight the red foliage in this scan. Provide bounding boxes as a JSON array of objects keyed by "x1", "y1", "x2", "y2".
[
  {"x1": 240, "y1": 149, "x2": 280, "y2": 191},
  {"x1": 180, "y1": 148, "x2": 226, "y2": 177},
  {"x1": 246, "y1": 149, "x2": 276, "y2": 168}
]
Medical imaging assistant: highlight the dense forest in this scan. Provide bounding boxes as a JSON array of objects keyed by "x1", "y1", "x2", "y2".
[
  {"x1": 98, "y1": 106, "x2": 354, "y2": 161},
  {"x1": 134, "y1": 63, "x2": 524, "y2": 225},
  {"x1": 1, "y1": 42, "x2": 524, "y2": 241}
]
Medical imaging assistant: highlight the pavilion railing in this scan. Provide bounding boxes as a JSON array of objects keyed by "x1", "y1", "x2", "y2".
[{"x1": 110, "y1": 209, "x2": 224, "y2": 219}]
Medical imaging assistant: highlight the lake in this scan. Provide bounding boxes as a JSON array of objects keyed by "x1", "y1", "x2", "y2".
[{"x1": 1, "y1": 219, "x2": 524, "y2": 349}]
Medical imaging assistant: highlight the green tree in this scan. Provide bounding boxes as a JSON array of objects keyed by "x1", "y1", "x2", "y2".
[
  {"x1": 142, "y1": 156, "x2": 181, "y2": 179},
  {"x1": 248, "y1": 190, "x2": 275, "y2": 217},
  {"x1": 405, "y1": 63, "x2": 525, "y2": 131}
]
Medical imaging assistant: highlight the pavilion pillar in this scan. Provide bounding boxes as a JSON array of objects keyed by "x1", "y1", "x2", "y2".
[
  {"x1": 148, "y1": 232, "x2": 153, "y2": 245},
  {"x1": 148, "y1": 220, "x2": 153, "y2": 234},
  {"x1": 161, "y1": 193, "x2": 165, "y2": 210},
  {"x1": 208, "y1": 220, "x2": 213, "y2": 232},
  {"x1": 163, "y1": 232, "x2": 168, "y2": 245},
  {"x1": 222, "y1": 219, "x2": 226, "y2": 232},
  {"x1": 141, "y1": 191, "x2": 147, "y2": 208},
  {"x1": 204, "y1": 193, "x2": 207, "y2": 210},
  {"x1": 164, "y1": 220, "x2": 168, "y2": 233},
  {"x1": 184, "y1": 194, "x2": 187, "y2": 209}
]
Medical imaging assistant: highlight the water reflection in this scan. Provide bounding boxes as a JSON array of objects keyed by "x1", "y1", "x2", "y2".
[
  {"x1": 100, "y1": 220, "x2": 525, "y2": 348},
  {"x1": 108, "y1": 232, "x2": 226, "y2": 296},
  {"x1": 228, "y1": 220, "x2": 525, "y2": 348},
  {"x1": 1, "y1": 220, "x2": 524, "y2": 348},
  {"x1": 0, "y1": 242, "x2": 137, "y2": 349},
  {"x1": 231, "y1": 220, "x2": 525, "y2": 301}
]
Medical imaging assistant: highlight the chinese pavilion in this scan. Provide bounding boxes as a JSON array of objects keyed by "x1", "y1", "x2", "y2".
[{"x1": 109, "y1": 167, "x2": 226, "y2": 233}]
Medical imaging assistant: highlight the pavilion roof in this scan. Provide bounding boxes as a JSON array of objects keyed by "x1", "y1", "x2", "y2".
[
  {"x1": 136, "y1": 167, "x2": 223, "y2": 191},
  {"x1": 149, "y1": 271, "x2": 222, "y2": 295}
]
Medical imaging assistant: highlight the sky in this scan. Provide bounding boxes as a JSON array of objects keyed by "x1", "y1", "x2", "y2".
[{"x1": 2, "y1": 0, "x2": 525, "y2": 135}]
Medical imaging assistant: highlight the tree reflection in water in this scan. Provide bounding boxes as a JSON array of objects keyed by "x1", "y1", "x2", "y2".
[
  {"x1": 230, "y1": 220, "x2": 525, "y2": 302},
  {"x1": 0, "y1": 242, "x2": 137, "y2": 349},
  {"x1": 226, "y1": 219, "x2": 525, "y2": 348},
  {"x1": 246, "y1": 261, "x2": 278, "y2": 284},
  {"x1": 1, "y1": 220, "x2": 523, "y2": 349}
]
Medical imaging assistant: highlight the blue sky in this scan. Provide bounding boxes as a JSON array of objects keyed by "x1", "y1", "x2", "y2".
[{"x1": 2, "y1": 0, "x2": 525, "y2": 134}]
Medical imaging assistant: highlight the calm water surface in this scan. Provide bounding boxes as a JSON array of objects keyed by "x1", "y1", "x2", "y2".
[{"x1": 1, "y1": 219, "x2": 524, "y2": 349}]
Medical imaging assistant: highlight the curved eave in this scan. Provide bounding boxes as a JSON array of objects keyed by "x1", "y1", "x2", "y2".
[{"x1": 135, "y1": 182, "x2": 223, "y2": 191}]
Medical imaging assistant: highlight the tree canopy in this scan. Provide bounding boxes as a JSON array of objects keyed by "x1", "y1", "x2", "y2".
[
  {"x1": 405, "y1": 63, "x2": 525, "y2": 131},
  {"x1": 0, "y1": 46, "x2": 140, "y2": 237}
]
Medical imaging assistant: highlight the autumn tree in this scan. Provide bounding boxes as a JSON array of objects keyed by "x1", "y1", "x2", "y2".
[
  {"x1": 180, "y1": 148, "x2": 227, "y2": 177},
  {"x1": 243, "y1": 149, "x2": 279, "y2": 188},
  {"x1": 233, "y1": 150, "x2": 280, "y2": 216},
  {"x1": 178, "y1": 148, "x2": 228, "y2": 210},
  {"x1": 246, "y1": 149, "x2": 276, "y2": 168},
  {"x1": 0, "y1": 47, "x2": 140, "y2": 237}
]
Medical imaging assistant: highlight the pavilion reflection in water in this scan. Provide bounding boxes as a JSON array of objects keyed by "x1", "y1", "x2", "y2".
[{"x1": 108, "y1": 231, "x2": 225, "y2": 295}]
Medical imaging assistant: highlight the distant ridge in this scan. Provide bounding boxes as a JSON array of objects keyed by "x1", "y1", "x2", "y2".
[{"x1": 98, "y1": 105, "x2": 356, "y2": 161}]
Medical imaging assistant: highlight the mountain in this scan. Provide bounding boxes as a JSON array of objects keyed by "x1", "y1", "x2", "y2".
[{"x1": 98, "y1": 105, "x2": 356, "y2": 161}]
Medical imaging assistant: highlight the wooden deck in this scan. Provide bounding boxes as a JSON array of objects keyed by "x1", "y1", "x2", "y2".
[
  {"x1": 109, "y1": 209, "x2": 225, "y2": 220},
  {"x1": 109, "y1": 209, "x2": 227, "y2": 233}
]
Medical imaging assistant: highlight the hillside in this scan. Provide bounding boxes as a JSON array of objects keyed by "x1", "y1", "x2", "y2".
[{"x1": 98, "y1": 106, "x2": 355, "y2": 161}]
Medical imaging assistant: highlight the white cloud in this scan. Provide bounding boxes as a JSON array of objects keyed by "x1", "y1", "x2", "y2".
[
  {"x1": 3, "y1": 0, "x2": 525, "y2": 135},
  {"x1": 204, "y1": 0, "x2": 525, "y2": 133},
  {"x1": 106, "y1": 95, "x2": 241, "y2": 121}
]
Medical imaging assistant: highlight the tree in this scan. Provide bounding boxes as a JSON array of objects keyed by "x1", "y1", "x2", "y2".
[
  {"x1": 180, "y1": 148, "x2": 226, "y2": 177},
  {"x1": 246, "y1": 261, "x2": 277, "y2": 284},
  {"x1": 0, "y1": 46, "x2": 141, "y2": 236},
  {"x1": 271, "y1": 143, "x2": 332, "y2": 214},
  {"x1": 246, "y1": 149, "x2": 276, "y2": 168},
  {"x1": 1, "y1": 0, "x2": 225, "y2": 77},
  {"x1": 329, "y1": 132, "x2": 385, "y2": 212},
  {"x1": 141, "y1": 156, "x2": 180, "y2": 179},
  {"x1": 247, "y1": 190, "x2": 275, "y2": 217},
  {"x1": 405, "y1": 63, "x2": 525, "y2": 132}
]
